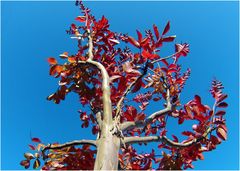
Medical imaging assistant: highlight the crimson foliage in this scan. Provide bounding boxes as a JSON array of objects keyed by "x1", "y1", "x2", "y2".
[{"x1": 21, "y1": 1, "x2": 228, "y2": 170}]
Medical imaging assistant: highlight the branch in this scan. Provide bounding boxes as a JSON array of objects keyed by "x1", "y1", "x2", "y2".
[
  {"x1": 87, "y1": 29, "x2": 94, "y2": 60},
  {"x1": 87, "y1": 59, "x2": 112, "y2": 125},
  {"x1": 80, "y1": 31, "x2": 112, "y2": 126},
  {"x1": 120, "y1": 89, "x2": 172, "y2": 131},
  {"x1": 42, "y1": 139, "x2": 96, "y2": 158},
  {"x1": 151, "y1": 51, "x2": 181, "y2": 64},
  {"x1": 123, "y1": 127, "x2": 215, "y2": 148}
]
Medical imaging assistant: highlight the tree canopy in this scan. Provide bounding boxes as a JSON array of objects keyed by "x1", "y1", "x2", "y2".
[{"x1": 20, "y1": 1, "x2": 228, "y2": 170}]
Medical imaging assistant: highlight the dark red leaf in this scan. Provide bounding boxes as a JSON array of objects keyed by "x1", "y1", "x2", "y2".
[
  {"x1": 167, "y1": 68, "x2": 177, "y2": 74},
  {"x1": 162, "y1": 21, "x2": 170, "y2": 35},
  {"x1": 215, "y1": 110, "x2": 226, "y2": 116},
  {"x1": 194, "y1": 95, "x2": 201, "y2": 104},
  {"x1": 153, "y1": 24, "x2": 160, "y2": 39},
  {"x1": 142, "y1": 159, "x2": 152, "y2": 170},
  {"x1": 92, "y1": 125, "x2": 98, "y2": 135},
  {"x1": 136, "y1": 30, "x2": 142, "y2": 41},
  {"x1": 168, "y1": 64, "x2": 177, "y2": 69},
  {"x1": 210, "y1": 135, "x2": 221, "y2": 145},
  {"x1": 28, "y1": 144, "x2": 35, "y2": 150},
  {"x1": 217, "y1": 102, "x2": 228, "y2": 108},
  {"x1": 141, "y1": 37, "x2": 150, "y2": 47},
  {"x1": 161, "y1": 35, "x2": 176, "y2": 42},
  {"x1": 71, "y1": 23, "x2": 77, "y2": 30},
  {"x1": 131, "y1": 163, "x2": 141, "y2": 170},
  {"x1": 161, "y1": 59, "x2": 169, "y2": 66},
  {"x1": 217, "y1": 94, "x2": 228, "y2": 103},
  {"x1": 132, "y1": 79, "x2": 143, "y2": 93},
  {"x1": 136, "y1": 113, "x2": 146, "y2": 121},
  {"x1": 182, "y1": 131, "x2": 195, "y2": 136},
  {"x1": 32, "y1": 138, "x2": 41, "y2": 143},
  {"x1": 124, "y1": 113, "x2": 134, "y2": 121},
  {"x1": 153, "y1": 97, "x2": 161, "y2": 101},
  {"x1": 178, "y1": 117, "x2": 184, "y2": 124},
  {"x1": 172, "y1": 135, "x2": 179, "y2": 142}
]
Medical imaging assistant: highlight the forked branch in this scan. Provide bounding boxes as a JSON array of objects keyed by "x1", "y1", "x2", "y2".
[
  {"x1": 78, "y1": 31, "x2": 112, "y2": 126},
  {"x1": 120, "y1": 89, "x2": 172, "y2": 131}
]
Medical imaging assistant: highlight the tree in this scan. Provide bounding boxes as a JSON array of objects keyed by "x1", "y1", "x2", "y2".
[{"x1": 20, "y1": 1, "x2": 228, "y2": 170}]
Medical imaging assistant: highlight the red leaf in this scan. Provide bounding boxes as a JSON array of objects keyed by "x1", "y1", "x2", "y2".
[
  {"x1": 210, "y1": 135, "x2": 221, "y2": 145},
  {"x1": 141, "y1": 37, "x2": 150, "y2": 47},
  {"x1": 178, "y1": 117, "x2": 184, "y2": 124},
  {"x1": 168, "y1": 64, "x2": 177, "y2": 69},
  {"x1": 80, "y1": 112, "x2": 89, "y2": 121},
  {"x1": 142, "y1": 50, "x2": 151, "y2": 58},
  {"x1": 217, "y1": 94, "x2": 228, "y2": 103},
  {"x1": 28, "y1": 144, "x2": 35, "y2": 150},
  {"x1": 136, "y1": 113, "x2": 146, "y2": 121},
  {"x1": 161, "y1": 35, "x2": 176, "y2": 42},
  {"x1": 216, "y1": 127, "x2": 227, "y2": 140},
  {"x1": 32, "y1": 138, "x2": 41, "y2": 143},
  {"x1": 153, "y1": 97, "x2": 161, "y2": 101},
  {"x1": 131, "y1": 163, "x2": 141, "y2": 170},
  {"x1": 175, "y1": 43, "x2": 190, "y2": 58},
  {"x1": 132, "y1": 79, "x2": 143, "y2": 93},
  {"x1": 215, "y1": 110, "x2": 226, "y2": 116},
  {"x1": 162, "y1": 21, "x2": 170, "y2": 35},
  {"x1": 217, "y1": 102, "x2": 228, "y2": 108},
  {"x1": 161, "y1": 59, "x2": 169, "y2": 66},
  {"x1": 47, "y1": 58, "x2": 57, "y2": 65},
  {"x1": 20, "y1": 160, "x2": 30, "y2": 169},
  {"x1": 124, "y1": 113, "x2": 134, "y2": 121},
  {"x1": 172, "y1": 135, "x2": 179, "y2": 142},
  {"x1": 219, "y1": 124, "x2": 228, "y2": 132},
  {"x1": 75, "y1": 16, "x2": 86, "y2": 22},
  {"x1": 142, "y1": 50, "x2": 159, "y2": 60},
  {"x1": 194, "y1": 95, "x2": 201, "y2": 104},
  {"x1": 142, "y1": 159, "x2": 152, "y2": 170},
  {"x1": 153, "y1": 24, "x2": 160, "y2": 39},
  {"x1": 71, "y1": 23, "x2": 77, "y2": 30},
  {"x1": 182, "y1": 131, "x2": 194, "y2": 136},
  {"x1": 92, "y1": 125, "x2": 98, "y2": 135},
  {"x1": 136, "y1": 30, "x2": 142, "y2": 41},
  {"x1": 128, "y1": 36, "x2": 140, "y2": 48}
]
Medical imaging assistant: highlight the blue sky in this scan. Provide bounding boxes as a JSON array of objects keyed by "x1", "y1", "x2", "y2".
[{"x1": 1, "y1": 1, "x2": 239, "y2": 170}]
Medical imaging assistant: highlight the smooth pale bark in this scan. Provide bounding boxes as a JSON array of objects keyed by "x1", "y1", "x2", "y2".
[{"x1": 94, "y1": 124, "x2": 120, "y2": 170}]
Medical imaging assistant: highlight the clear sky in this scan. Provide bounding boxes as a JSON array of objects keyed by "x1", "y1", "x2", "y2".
[{"x1": 1, "y1": 1, "x2": 239, "y2": 170}]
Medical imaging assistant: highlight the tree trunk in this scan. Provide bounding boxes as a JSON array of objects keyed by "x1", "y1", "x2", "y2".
[{"x1": 94, "y1": 124, "x2": 120, "y2": 170}]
